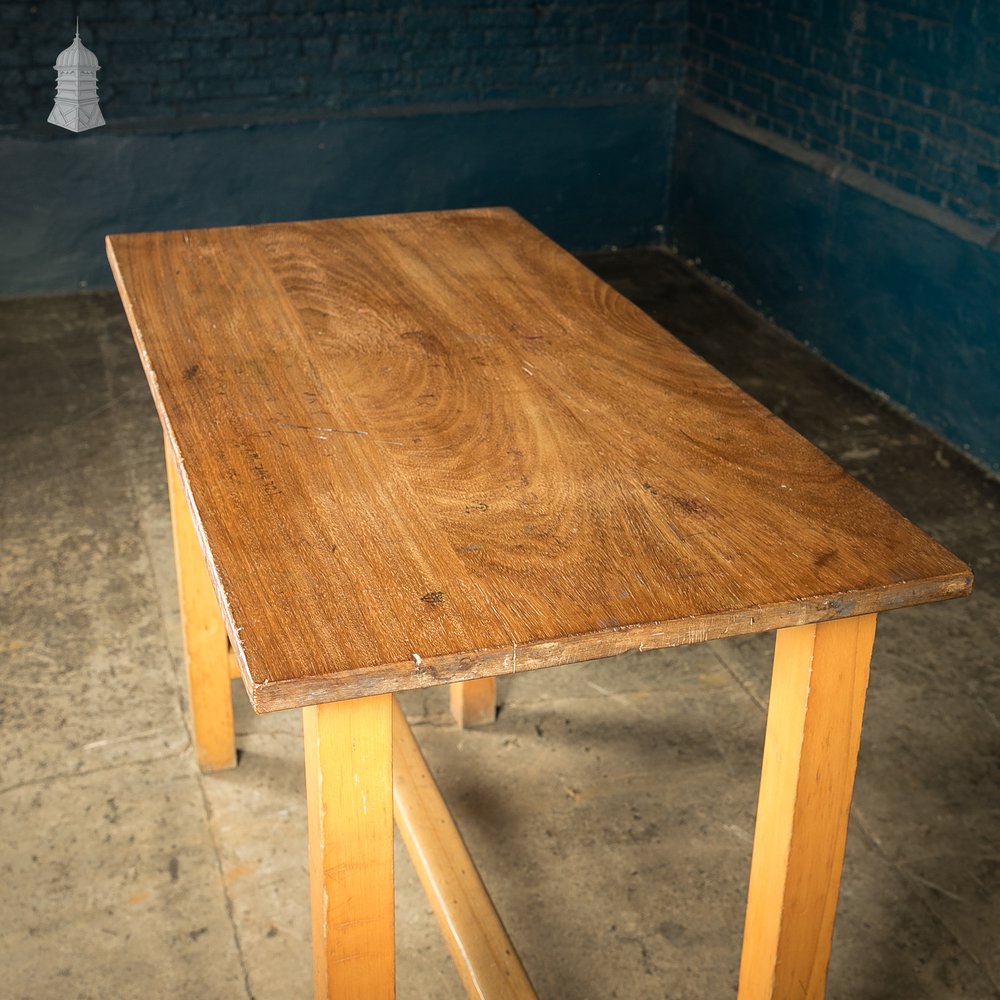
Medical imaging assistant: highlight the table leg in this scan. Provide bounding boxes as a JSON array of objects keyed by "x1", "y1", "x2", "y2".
[
  {"x1": 450, "y1": 677, "x2": 498, "y2": 728},
  {"x1": 737, "y1": 614, "x2": 876, "y2": 999},
  {"x1": 164, "y1": 439, "x2": 236, "y2": 772},
  {"x1": 303, "y1": 695, "x2": 395, "y2": 1000}
]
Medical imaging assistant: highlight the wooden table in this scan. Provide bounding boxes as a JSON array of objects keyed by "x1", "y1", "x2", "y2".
[{"x1": 107, "y1": 208, "x2": 971, "y2": 999}]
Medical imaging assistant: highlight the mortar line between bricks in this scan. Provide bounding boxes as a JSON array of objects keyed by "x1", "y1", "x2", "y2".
[
  {"x1": 0, "y1": 92, "x2": 677, "y2": 140},
  {"x1": 680, "y1": 96, "x2": 998, "y2": 251}
]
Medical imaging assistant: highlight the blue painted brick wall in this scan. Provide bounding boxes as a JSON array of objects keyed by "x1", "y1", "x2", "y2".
[
  {"x1": 3, "y1": 1, "x2": 687, "y2": 128},
  {"x1": 685, "y1": 0, "x2": 1000, "y2": 228}
]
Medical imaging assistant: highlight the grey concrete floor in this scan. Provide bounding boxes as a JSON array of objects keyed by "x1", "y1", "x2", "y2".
[{"x1": 1, "y1": 249, "x2": 997, "y2": 1000}]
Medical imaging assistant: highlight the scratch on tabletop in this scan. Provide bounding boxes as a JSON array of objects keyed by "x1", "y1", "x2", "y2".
[
  {"x1": 281, "y1": 422, "x2": 368, "y2": 436},
  {"x1": 666, "y1": 521, "x2": 685, "y2": 542}
]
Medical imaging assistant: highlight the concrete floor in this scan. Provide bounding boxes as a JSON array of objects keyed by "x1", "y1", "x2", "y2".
[{"x1": 1, "y1": 249, "x2": 998, "y2": 1000}]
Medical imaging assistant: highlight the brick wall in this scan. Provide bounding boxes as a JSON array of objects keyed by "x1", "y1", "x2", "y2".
[
  {"x1": 3, "y1": 1, "x2": 686, "y2": 128},
  {"x1": 685, "y1": 0, "x2": 1000, "y2": 228}
]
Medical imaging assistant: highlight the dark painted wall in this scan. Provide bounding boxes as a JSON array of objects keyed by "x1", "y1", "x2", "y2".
[
  {"x1": 670, "y1": 109, "x2": 1000, "y2": 470},
  {"x1": 672, "y1": 2, "x2": 1000, "y2": 470},
  {"x1": 4, "y1": 1, "x2": 684, "y2": 124},
  {"x1": 685, "y1": 0, "x2": 1000, "y2": 227},
  {"x1": 5, "y1": 1, "x2": 998, "y2": 469},
  {"x1": 0, "y1": 1, "x2": 687, "y2": 295}
]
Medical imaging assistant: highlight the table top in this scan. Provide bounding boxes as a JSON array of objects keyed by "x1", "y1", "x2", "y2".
[{"x1": 107, "y1": 208, "x2": 971, "y2": 712}]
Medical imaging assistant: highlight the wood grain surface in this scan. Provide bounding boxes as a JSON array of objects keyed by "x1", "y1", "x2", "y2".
[
  {"x1": 106, "y1": 208, "x2": 972, "y2": 712},
  {"x1": 165, "y1": 439, "x2": 236, "y2": 770},
  {"x1": 738, "y1": 615, "x2": 876, "y2": 999},
  {"x1": 303, "y1": 695, "x2": 394, "y2": 999}
]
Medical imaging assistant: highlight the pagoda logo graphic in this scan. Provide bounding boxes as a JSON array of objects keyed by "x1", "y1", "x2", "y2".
[{"x1": 48, "y1": 20, "x2": 105, "y2": 133}]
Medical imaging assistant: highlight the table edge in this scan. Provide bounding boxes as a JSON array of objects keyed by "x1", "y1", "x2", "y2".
[{"x1": 243, "y1": 570, "x2": 971, "y2": 712}]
